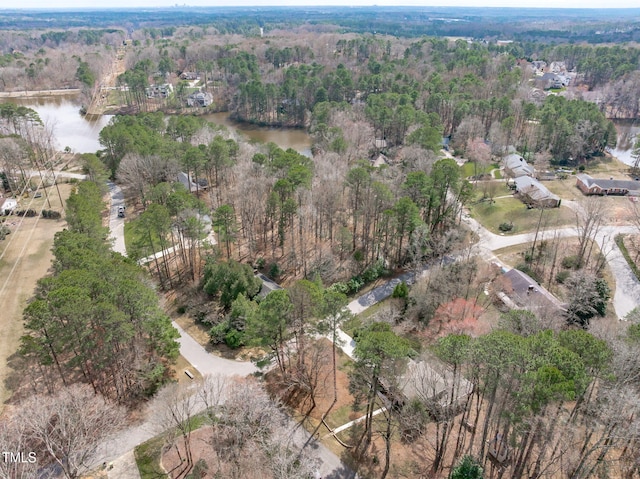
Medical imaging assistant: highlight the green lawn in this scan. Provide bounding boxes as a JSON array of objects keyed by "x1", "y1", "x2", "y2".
[
  {"x1": 468, "y1": 197, "x2": 575, "y2": 234},
  {"x1": 460, "y1": 161, "x2": 499, "y2": 178},
  {"x1": 135, "y1": 434, "x2": 167, "y2": 479}
]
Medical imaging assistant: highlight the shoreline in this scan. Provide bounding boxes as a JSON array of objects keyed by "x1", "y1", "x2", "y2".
[{"x1": 0, "y1": 88, "x2": 81, "y2": 98}]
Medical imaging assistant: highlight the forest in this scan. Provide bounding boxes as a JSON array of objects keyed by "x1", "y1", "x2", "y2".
[{"x1": 1, "y1": 6, "x2": 640, "y2": 479}]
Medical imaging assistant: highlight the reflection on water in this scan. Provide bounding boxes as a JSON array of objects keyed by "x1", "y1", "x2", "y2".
[
  {"x1": 203, "y1": 112, "x2": 312, "y2": 157},
  {"x1": 0, "y1": 96, "x2": 313, "y2": 157},
  {"x1": 1, "y1": 94, "x2": 112, "y2": 154},
  {"x1": 610, "y1": 119, "x2": 640, "y2": 167}
]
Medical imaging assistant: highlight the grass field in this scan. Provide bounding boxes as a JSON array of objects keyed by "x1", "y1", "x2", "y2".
[
  {"x1": 135, "y1": 434, "x2": 167, "y2": 479},
  {"x1": 460, "y1": 161, "x2": 500, "y2": 178},
  {"x1": 468, "y1": 197, "x2": 575, "y2": 234},
  {"x1": 0, "y1": 184, "x2": 72, "y2": 410}
]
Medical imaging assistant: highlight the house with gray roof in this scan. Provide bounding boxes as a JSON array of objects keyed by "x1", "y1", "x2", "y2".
[
  {"x1": 576, "y1": 174, "x2": 640, "y2": 196},
  {"x1": 392, "y1": 357, "x2": 473, "y2": 419},
  {"x1": 514, "y1": 176, "x2": 561, "y2": 208},
  {"x1": 500, "y1": 268, "x2": 567, "y2": 316},
  {"x1": 503, "y1": 154, "x2": 535, "y2": 179}
]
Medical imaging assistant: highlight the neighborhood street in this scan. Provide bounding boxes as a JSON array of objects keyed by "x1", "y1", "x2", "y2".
[
  {"x1": 463, "y1": 212, "x2": 640, "y2": 319},
  {"x1": 99, "y1": 179, "x2": 640, "y2": 478},
  {"x1": 103, "y1": 185, "x2": 357, "y2": 479}
]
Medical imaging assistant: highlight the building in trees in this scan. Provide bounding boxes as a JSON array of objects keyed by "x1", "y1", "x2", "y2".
[
  {"x1": 499, "y1": 268, "x2": 567, "y2": 316},
  {"x1": 393, "y1": 358, "x2": 473, "y2": 418}
]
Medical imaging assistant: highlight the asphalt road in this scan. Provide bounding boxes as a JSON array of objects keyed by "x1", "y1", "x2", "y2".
[
  {"x1": 463, "y1": 214, "x2": 640, "y2": 319},
  {"x1": 108, "y1": 182, "x2": 126, "y2": 256},
  {"x1": 104, "y1": 183, "x2": 356, "y2": 478}
]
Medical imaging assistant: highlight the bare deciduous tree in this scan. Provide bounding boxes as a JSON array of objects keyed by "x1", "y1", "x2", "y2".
[{"x1": 15, "y1": 384, "x2": 126, "y2": 479}]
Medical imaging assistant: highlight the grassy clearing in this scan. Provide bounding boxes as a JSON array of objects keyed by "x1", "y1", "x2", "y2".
[
  {"x1": 135, "y1": 434, "x2": 167, "y2": 479},
  {"x1": 173, "y1": 354, "x2": 203, "y2": 385},
  {"x1": 460, "y1": 161, "x2": 499, "y2": 178},
  {"x1": 468, "y1": 197, "x2": 574, "y2": 234}
]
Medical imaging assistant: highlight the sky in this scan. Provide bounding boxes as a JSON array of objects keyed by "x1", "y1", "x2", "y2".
[{"x1": 5, "y1": 0, "x2": 640, "y2": 9}]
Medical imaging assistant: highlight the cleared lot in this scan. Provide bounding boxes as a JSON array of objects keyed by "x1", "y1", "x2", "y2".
[{"x1": 0, "y1": 184, "x2": 71, "y2": 410}]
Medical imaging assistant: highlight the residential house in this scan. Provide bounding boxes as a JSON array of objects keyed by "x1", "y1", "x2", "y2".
[
  {"x1": 180, "y1": 71, "x2": 200, "y2": 81},
  {"x1": 0, "y1": 197, "x2": 17, "y2": 215},
  {"x1": 187, "y1": 91, "x2": 213, "y2": 107},
  {"x1": 514, "y1": 176, "x2": 561, "y2": 208},
  {"x1": 391, "y1": 358, "x2": 473, "y2": 419},
  {"x1": 576, "y1": 174, "x2": 640, "y2": 196},
  {"x1": 530, "y1": 60, "x2": 547, "y2": 75},
  {"x1": 536, "y1": 73, "x2": 570, "y2": 90},
  {"x1": 146, "y1": 83, "x2": 173, "y2": 99},
  {"x1": 177, "y1": 172, "x2": 199, "y2": 193},
  {"x1": 499, "y1": 268, "x2": 567, "y2": 316},
  {"x1": 370, "y1": 153, "x2": 389, "y2": 168},
  {"x1": 503, "y1": 154, "x2": 535, "y2": 179}
]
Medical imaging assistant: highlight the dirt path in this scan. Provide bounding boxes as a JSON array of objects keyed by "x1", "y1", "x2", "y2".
[
  {"x1": 86, "y1": 45, "x2": 128, "y2": 115},
  {"x1": 0, "y1": 184, "x2": 72, "y2": 410}
]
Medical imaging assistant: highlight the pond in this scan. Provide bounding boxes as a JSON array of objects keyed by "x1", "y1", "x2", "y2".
[
  {"x1": 609, "y1": 119, "x2": 640, "y2": 167},
  {"x1": 2, "y1": 94, "x2": 112, "y2": 154},
  {"x1": 1, "y1": 95, "x2": 312, "y2": 157}
]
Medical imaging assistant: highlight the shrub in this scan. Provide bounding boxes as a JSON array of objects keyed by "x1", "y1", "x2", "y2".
[
  {"x1": 176, "y1": 305, "x2": 186, "y2": 314},
  {"x1": 209, "y1": 320, "x2": 229, "y2": 345},
  {"x1": 515, "y1": 263, "x2": 541, "y2": 283},
  {"x1": 561, "y1": 255, "x2": 581, "y2": 269},
  {"x1": 41, "y1": 209, "x2": 62, "y2": 219},
  {"x1": 347, "y1": 276, "x2": 364, "y2": 293},
  {"x1": 328, "y1": 282, "x2": 350, "y2": 294},
  {"x1": 499, "y1": 222, "x2": 513, "y2": 232},
  {"x1": 268, "y1": 262, "x2": 281, "y2": 279},
  {"x1": 392, "y1": 281, "x2": 409, "y2": 299},
  {"x1": 224, "y1": 328, "x2": 244, "y2": 349},
  {"x1": 556, "y1": 270, "x2": 570, "y2": 284},
  {"x1": 15, "y1": 209, "x2": 37, "y2": 217}
]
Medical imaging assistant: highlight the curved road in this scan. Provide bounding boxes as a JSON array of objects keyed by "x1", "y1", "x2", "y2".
[
  {"x1": 462, "y1": 213, "x2": 640, "y2": 319},
  {"x1": 103, "y1": 184, "x2": 355, "y2": 479}
]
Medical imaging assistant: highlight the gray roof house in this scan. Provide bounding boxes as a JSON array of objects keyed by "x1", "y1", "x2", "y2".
[
  {"x1": 393, "y1": 358, "x2": 473, "y2": 419},
  {"x1": 500, "y1": 268, "x2": 567, "y2": 316},
  {"x1": 187, "y1": 91, "x2": 213, "y2": 107},
  {"x1": 514, "y1": 176, "x2": 561, "y2": 208},
  {"x1": 177, "y1": 172, "x2": 199, "y2": 193},
  {"x1": 576, "y1": 174, "x2": 640, "y2": 196},
  {"x1": 503, "y1": 154, "x2": 535, "y2": 179}
]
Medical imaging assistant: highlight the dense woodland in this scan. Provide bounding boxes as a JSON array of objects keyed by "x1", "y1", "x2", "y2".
[{"x1": 2, "y1": 7, "x2": 640, "y2": 479}]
